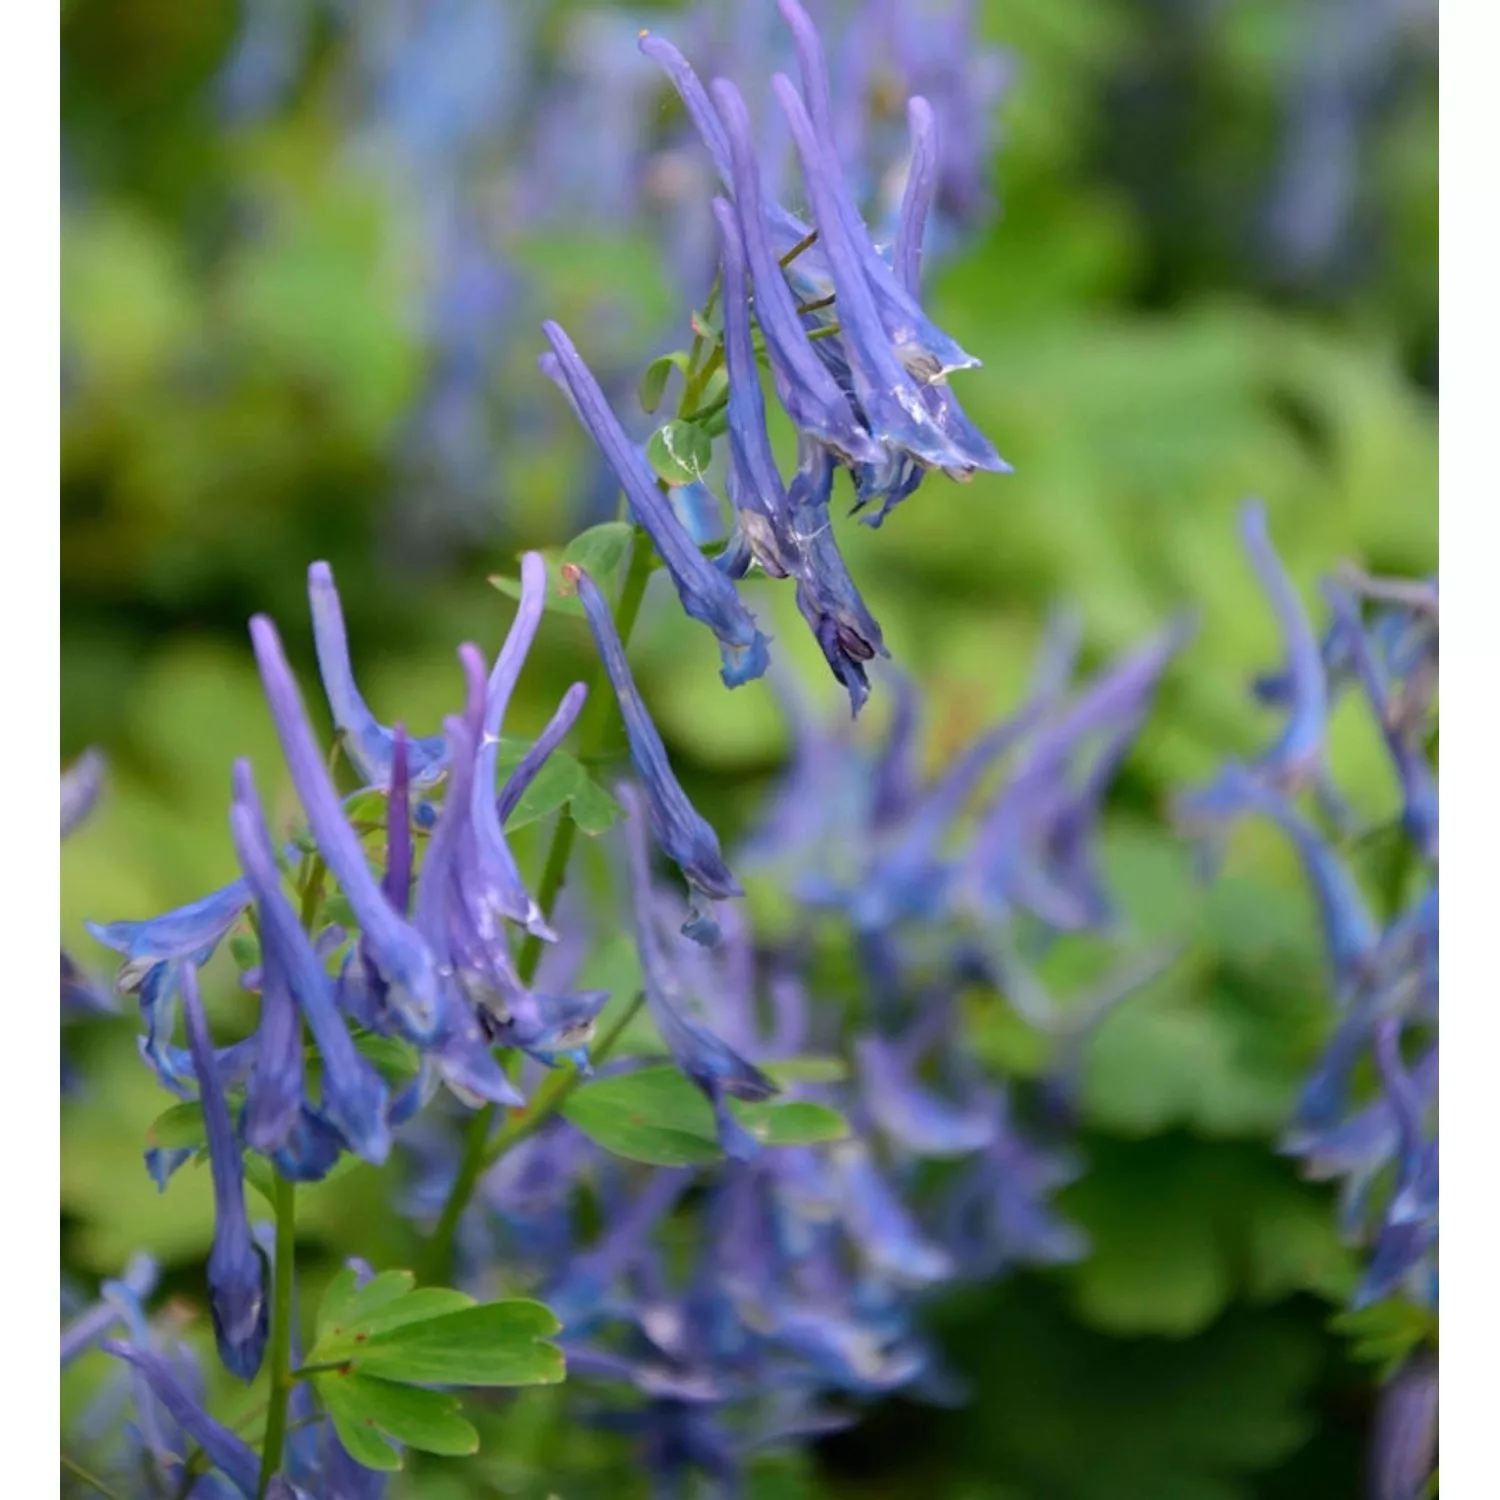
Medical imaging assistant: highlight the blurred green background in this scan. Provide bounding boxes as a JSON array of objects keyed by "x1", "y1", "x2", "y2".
[{"x1": 60, "y1": 0, "x2": 1436, "y2": 1496}]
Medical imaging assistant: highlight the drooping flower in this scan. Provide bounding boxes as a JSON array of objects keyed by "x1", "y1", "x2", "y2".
[
  {"x1": 229, "y1": 759, "x2": 391, "y2": 1165},
  {"x1": 567, "y1": 563, "x2": 743, "y2": 938},
  {"x1": 541, "y1": 321, "x2": 770, "y2": 689},
  {"x1": 620, "y1": 783, "x2": 776, "y2": 1160},
  {"x1": 178, "y1": 963, "x2": 268, "y2": 1382}
]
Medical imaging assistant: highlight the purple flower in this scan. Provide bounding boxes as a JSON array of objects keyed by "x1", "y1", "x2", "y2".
[
  {"x1": 712, "y1": 195, "x2": 887, "y2": 712},
  {"x1": 60, "y1": 1253, "x2": 159, "y2": 1368},
  {"x1": 467, "y1": 550, "x2": 553, "y2": 939},
  {"x1": 567, "y1": 564, "x2": 743, "y2": 930},
  {"x1": 229, "y1": 759, "x2": 391, "y2": 1164},
  {"x1": 87, "y1": 880, "x2": 255, "y2": 1093},
  {"x1": 308, "y1": 560, "x2": 447, "y2": 789},
  {"x1": 708, "y1": 76, "x2": 884, "y2": 468},
  {"x1": 855, "y1": 1035, "x2": 995, "y2": 1157},
  {"x1": 179, "y1": 963, "x2": 268, "y2": 1382},
  {"x1": 251, "y1": 613, "x2": 442, "y2": 1040},
  {"x1": 621, "y1": 784, "x2": 777, "y2": 1161},
  {"x1": 541, "y1": 321, "x2": 770, "y2": 688},
  {"x1": 61, "y1": 747, "x2": 106, "y2": 837},
  {"x1": 1237, "y1": 499, "x2": 1328, "y2": 789},
  {"x1": 100, "y1": 1340, "x2": 261, "y2": 1497},
  {"x1": 497, "y1": 680, "x2": 590, "y2": 823}
]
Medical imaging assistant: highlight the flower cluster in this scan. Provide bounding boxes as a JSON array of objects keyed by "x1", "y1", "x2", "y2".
[
  {"x1": 542, "y1": 0, "x2": 1008, "y2": 715},
  {"x1": 1176, "y1": 501, "x2": 1438, "y2": 1496},
  {"x1": 214, "y1": 0, "x2": 1011, "y2": 544},
  {"x1": 398, "y1": 604, "x2": 1189, "y2": 1493}
]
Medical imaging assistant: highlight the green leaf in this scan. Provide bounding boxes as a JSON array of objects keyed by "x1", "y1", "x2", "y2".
[
  {"x1": 315, "y1": 1369, "x2": 403, "y2": 1471},
  {"x1": 338, "y1": 1300, "x2": 565, "y2": 1387},
  {"x1": 646, "y1": 419, "x2": 713, "y2": 487},
  {"x1": 561, "y1": 1065, "x2": 849, "y2": 1167},
  {"x1": 489, "y1": 522, "x2": 635, "y2": 623},
  {"x1": 146, "y1": 1101, "x2": 205, "y2": 1151},
  {"x1": 501, "y1": 751, "x2": 582, "y2": 832},
  {"x1": 314, "y1": 1372, "x2": 479, "y2": 1457},
  {"x1": 562, "y1": 521, "x2": 635, "y2": 580},
  {"x1": 640, "y1": 352, "x2": 691, "y2": 413},
  {"x1": 1329, "y1": 1299, "x2": 1439, "y2": 1378},
  {"x1": 566, "y1": 774, "x2": 624, "y2": 836}
]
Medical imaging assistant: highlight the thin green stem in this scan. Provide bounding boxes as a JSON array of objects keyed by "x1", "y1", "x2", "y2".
[
  {"x1": 255, "y1": 1175, "x2": 297, "y2": 1498},
  {"x1": 60, "y1": 1455, "x2": 124, "y2": 1499},
  {"x1": 419, "y1": 533, "x2": 656, "y2": 1285}
]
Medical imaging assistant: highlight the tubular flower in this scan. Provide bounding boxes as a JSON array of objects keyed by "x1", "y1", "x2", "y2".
[
  {"x1": 568, "y1": 563, "x2": 743, "y2": 937},
  {"x1": 541, "y1": 321, "x2": 770, "y2": 688},
  {"x1": 179, "y1": 963, "x2": 268, "y2": 1382}
]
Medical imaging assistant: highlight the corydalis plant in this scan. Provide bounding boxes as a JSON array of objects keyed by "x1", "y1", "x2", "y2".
[
  {"x1": 533, "y1": 0, "x2": 1009, "y2": 716},
  {"x1": 1177, "y1": 499, "x2": 1438, "y2": 1497}
]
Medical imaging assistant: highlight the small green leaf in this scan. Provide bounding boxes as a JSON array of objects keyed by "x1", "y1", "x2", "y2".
[
  {"x1": 489, "y1": 523, "x2": 634, "y2": 622},
  {"x1": 561, "y1": 1065, "x2": 849, "y2": 1166},
  {"x1": 562, "y1": 521, "x2": 635, "y2": 579},
  {"x1": 566, "y1": 775, "x2": 624, "y2": 836},
  {"x1": 646, "y1": 419, "x2": 713, "y2": 487},
  {"x1": 1329, "y1": 1299, "x2": 1439, "y2": 1378},
  {"x1": 315, "y1": 1372, "x2": 479, "y2": 1457},
  {"x1": 640, "y1": 352, "x2": 691, "y2": 413},
  {"x1": 341, "y1": 1300, "x2": 565, "y2": 1387},
  {"x1": 501, "y1": 752, "x2": 583, "y2": 832},
  {"x1": 146, "y1": 1102, "x2": 205, "y2": 1151},
  {"x1": 315, "y1": 1371, "x2": 403, "y2": 1471}
]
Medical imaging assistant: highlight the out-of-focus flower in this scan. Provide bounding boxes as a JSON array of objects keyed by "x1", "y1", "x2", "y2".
[{"x1": 1178, "y1": 500, "x2": 1439, "y2": 1477}]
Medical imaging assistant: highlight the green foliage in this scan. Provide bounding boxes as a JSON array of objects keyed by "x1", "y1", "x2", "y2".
[
  {"x1": 304, "y1": 1269, "x2": 563, "y2": 1471},
  {"x1": 490, "y1": 521, "x2": 637, "y2": 622},
  {"x1": 646, "y1": 418, "x2": 714, "y2": 488},
  {"x1": 561, "y1": 1064, "x2": 849, "y2": 1166}
]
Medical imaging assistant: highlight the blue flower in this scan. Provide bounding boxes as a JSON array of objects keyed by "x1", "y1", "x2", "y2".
[
  {"x1": 87, "y1": 880, "x2": 255, "y2": 1093},
  {"x1": 712, "y1": 195, "x2": 887, "y2": 712},
  {"x1": 1323, "y1": 580, "x2": 1439, "y2": 862},
  {"x1": 251, "y1": 613, "x2": 442, "y2": 1040},
  {"x1": 496, "y1": 680, "x2": 589, "y2": 823},
  {"x1": 229, "y1": 759, "x2": 391, "y2": 1164},
  {"x1": 568, "y1": 565, "x2": 744, "y2": 928},
  {"x1": 1237, "y1": 499, "x2": 1329, "y2": 789},
  {"x1": 541, "y1": 320, "x2": 770, "y2": 688},
  {"x1": 60, "y1": 1253, "x2": 159, "y2": 1368},
  {"x1": 1369, "y1": 1351, "x2": 1438, "y2": 1500},
  {"x1": 699, "y1": 75, "x2": 878, "y2": 462},
  {"x1": 178, "y1": 963, "x2": 268, "y2": 1382},
  {"x1": 855, "y1": 1035, "x2": 995, "y2": 1157},
  {"x1": 62, "y1": 746, "x2": 106, "y2": 837},
  {"x1": 308, "y1": 560, "x2": 448, "y2": 789},
  {"x1": 621, "y1": 785, "x2": 776, "y2": 1160},
  {"x1": 100, "y1": 1340, "x2": 262, "y2": 1497},
  {"x1": 774, "y1": 0, "x2": 980, "y2": 384},
  {"x1": 467, "y1": 549, "x2": 554, "y2": 939},
  {"x1": 408, "y1": 649, "x2": 527, "y2": 1111},
  {"x1": 829, "y1": 1139, "x2": 952, "y2": 1287}
]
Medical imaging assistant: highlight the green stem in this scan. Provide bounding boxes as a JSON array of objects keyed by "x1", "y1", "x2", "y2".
[
  {"x1": 60, "y1": 1455, "x2": 124, "y2": 1500},
  {"x1": 255, "y1": 1175, "x2": 297, "y2": 1498},
  {"x1": 419, "y1": 535, "x2": 656, "y2": 1285}
]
